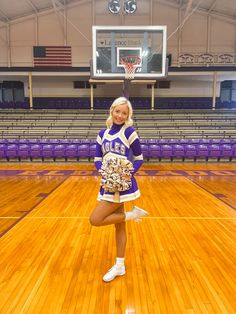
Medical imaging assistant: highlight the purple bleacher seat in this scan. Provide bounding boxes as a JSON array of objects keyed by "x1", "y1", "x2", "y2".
[
  {"x1": 78, "y1": 144, "x2": 89, "y2": 158},
  {"x1": 220, "y1": 144, "x2": 233, "y2": 158},
  {"x1": 168, "y1": 139, "x2": 179, "y2": 145},
  {"x1": 18, "y1": 144, "x2": 30, "y2": 159},
  {"x1": 59, "y1": 139, "x2": 71, "y2": 144},
  {"x1": 140, "y1": 143, "x2": 149, "y2": 158},
  {"x1": 53, "y1": 144, "x2": 66, "y2": 159},
  {"x1": 14, "y1": 101, "x2": 25, "y2": 109},
  {"x1": 49, "y1": 139, "x2": 60, "y2": 145},
  {"x1": 80, "y1": 139, "x2": 90, "y2": 144},
  {"x1": 18, "y1": 139, "x2": 29, "y2": 144},
  {"x1": 208, "y1": 144, "x2": 221, "y2": 159},
  {"x1": 200, "y1": 139, "x2": 212, "y2": 144},
  {"x1": 146, "y1": 139, "x2": 156, "y2": 144},
  {"x1": 87, "y1": 140, "x2": 96, "y2": 146},
  {"x1": 139, "y1": 139, "x2": 147, "y2": 146},
  {"x1": 40, "y1": 139, "x2": 50, "y2": 145},
  {"x1": 30, "y1": 144, "x2": 42, "y2": 159},
  {"x1": 220, "y1": 139, "x2": 232, "y2": 145},
  {"x1": 160, "y1": 144, "x2": 172, "y2": 159},
  {"x1": 6, "y1": 139, "x2": 19, "y2": 144},
  {"x1": 89, "y1": 143, "x2": 96, "y2": 158},
  {"x1": 232, "y1": 144, "x2": 236, "y2": 157},
  {"x1": 188, "y1": 139, "x2": 201, "y2": 145},
  {"x1": 0, "y1": 139, "x2": 7, "y2": 144},
  {"x1": 71, "y1": 139, "x2": 81, "y2": 144},
  {"x1": 41, "y1": 144, "x2": 54, "y2": 158},
  {"x1": 65, "y1": 144, "x2": 78, "y2": 158},
  {"x1": 6, "y1": 144, "x2": 18, "y2": 159},
  {"x1": 196, "y1": 144, "x2": 209, "y2": 159},
  {"x1": 178, "y1": 139, "x2": 189, "y2": 145},
  {"x1": 23, "y1": 101, "x2": 30, "y2": 109},
  {"x1": 157, "y1": 139, "x2": 169, "y2": 145},
  {"x1": 0, "y1": 144, "x2": 6, "y2": 158},
  {"x1": 173, "y1": 144, "x2": 185, "y2": 158},
  {"x1": 185, "y1": 144, "x2": 197, "y2": 159},
  {"x1": 29, "y1": 139, "x2": 39, "y2": 144},
  {"x1": 211, "y1": 139, "x2": 221, "y2": 145},
  {"x1": 149, "y1": 144, "x2": 161, "y2": 158}
]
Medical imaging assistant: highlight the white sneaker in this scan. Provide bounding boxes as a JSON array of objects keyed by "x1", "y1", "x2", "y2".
[
  {"x1": 132, "y1": 206, "x2": 149, "y2": 222},
  {"x1": 102, "y1": 265, "x2": 126, "y2": 282}
]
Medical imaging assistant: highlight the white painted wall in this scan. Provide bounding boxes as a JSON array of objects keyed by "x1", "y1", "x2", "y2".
[
  {"x1": 23, "y1": 77, "x2": 219, "y2": 98},
  {"x1": 0, "y1": 1, "x2": 235, "y2": 99},
  {"x1": 0, "y1": 0, "x2": 235, "y2": 67}
]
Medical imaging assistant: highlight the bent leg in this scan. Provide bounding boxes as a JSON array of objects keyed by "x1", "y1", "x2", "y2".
[{"x1": 89, "y1": 200, "x2": 125, "y2": 226}]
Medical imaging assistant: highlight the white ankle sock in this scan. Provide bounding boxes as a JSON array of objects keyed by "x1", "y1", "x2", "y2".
[
  {"x1": 124, "y1": 211, "x2": 136, "y2": 221},
  {"x1": 116, "y1": 257, "x2": 125, "y2": 268}
]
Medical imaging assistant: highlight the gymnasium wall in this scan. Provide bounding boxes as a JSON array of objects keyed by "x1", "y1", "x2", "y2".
[
  {"x1": 0, "y1": 0, "x2": 235, "y2": 67},
  {"x1": 0, "y1": 75, "x2": 222, "y2": 99},
  {"x1": 0, "y1": 1, "x2": 234, "y2": 104},
  {"x1": 26, "y1": 78, "x2": 219, "y2": 98}
]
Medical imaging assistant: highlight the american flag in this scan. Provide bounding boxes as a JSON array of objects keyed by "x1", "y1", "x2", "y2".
[{"x1": 33, "y1": 46, "x2": 72, "y2": 68}]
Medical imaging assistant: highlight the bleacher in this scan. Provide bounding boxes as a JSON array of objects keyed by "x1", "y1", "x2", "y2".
[{"x1": 0, "y1": 108, "x2": 236, "y2": 162}]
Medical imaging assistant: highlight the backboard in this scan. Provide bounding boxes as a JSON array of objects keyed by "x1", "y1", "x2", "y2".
[{"x1": 92, "y1": 25, "x2": 167, "y2": 80}]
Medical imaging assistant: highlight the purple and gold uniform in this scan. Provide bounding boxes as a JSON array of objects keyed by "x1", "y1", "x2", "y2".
[{"x1": 94, "y1": 123, "x2": 143, "y2": 203}]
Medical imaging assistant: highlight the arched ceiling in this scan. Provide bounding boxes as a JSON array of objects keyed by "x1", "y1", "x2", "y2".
[{"x1": 0, "y1": 0, "x2": 235, "y2": 24}]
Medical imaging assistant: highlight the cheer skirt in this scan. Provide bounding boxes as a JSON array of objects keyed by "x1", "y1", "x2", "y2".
[{"x1": 97, "y1": 176, "x2": 141, "y2": 203}]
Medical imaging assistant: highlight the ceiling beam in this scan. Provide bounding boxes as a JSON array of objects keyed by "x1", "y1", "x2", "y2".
[
  {"x1": 0, "y1": 8, "x2": 10, "y2": 23},
  {"x1": 51, "y1": 0, "x2": 91, "y2": 44},
  {"x1": 51, "y1": 0, "x2": 66, "y2": 39},
  {"x1": 0, "y1": 18, "x2": 7, "y2": 24},
  {"x1": 183, "y1": 0, "x2": 194, "y2": 19},
  {"x1": 0, "y1": 0, "x2": 92, "y2": 29},
  {"x1": 25, "y1": 0, "x2": 39, "y2": 14},
  {"x1": 155, "y1": 0, "x2": 236, "y2": 24},
  {"x1": 53, "y1": 0, "x2": 67, "y2": 10},
  {"x1": 207, "y1": 0, "x2": 217, "y2": 14}
]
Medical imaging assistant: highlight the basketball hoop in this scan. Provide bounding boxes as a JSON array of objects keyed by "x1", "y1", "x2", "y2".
[{"x1": 120, "y1": 56, "x2": 141, "y2": 80}]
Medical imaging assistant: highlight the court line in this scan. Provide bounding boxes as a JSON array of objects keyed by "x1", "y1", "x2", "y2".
[
  {"x1": 185, "y1": 176, "x2": 236, "y2": 211},
  {"x1": 1, "y1": 216, "x2": 236, "y2": 220},
  {"x1": 0, "y1": 169, "x2": 236, "y2": 177},
  {"x1": 0, "y1": 177, "x2": 69, "y2": 238}
]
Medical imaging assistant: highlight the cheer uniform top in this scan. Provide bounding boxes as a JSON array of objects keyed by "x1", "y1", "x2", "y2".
[{"x1": 94, "y1": 123, "x2": 143, "y2": 203}]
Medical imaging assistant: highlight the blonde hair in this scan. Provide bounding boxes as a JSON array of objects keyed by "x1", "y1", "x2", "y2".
[{"x1": 106, "y1": 97, "x2": 133, "y2": 129}]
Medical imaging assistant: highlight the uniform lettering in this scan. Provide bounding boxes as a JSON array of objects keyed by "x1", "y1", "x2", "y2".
[{"x1": 102, "y1": 141, "x2": 126, "y2": 156}]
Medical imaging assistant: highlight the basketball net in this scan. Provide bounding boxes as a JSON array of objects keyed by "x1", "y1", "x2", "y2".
[{"x1": 120, "y1": 56, "x2": 141, "y2": 80}]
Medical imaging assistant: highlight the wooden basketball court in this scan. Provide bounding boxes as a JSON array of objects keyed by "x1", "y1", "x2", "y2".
[{"x1": 0, "y1": 162, "x2": 235, "y2": 313}]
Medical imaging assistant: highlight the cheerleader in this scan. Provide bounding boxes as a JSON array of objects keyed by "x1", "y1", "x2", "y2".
[{"x1": 89, "y1": 96, "x2": 148, "y2": 282}]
